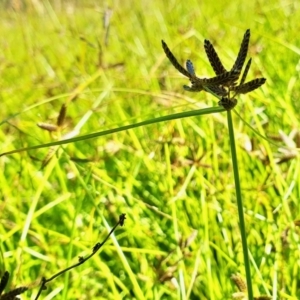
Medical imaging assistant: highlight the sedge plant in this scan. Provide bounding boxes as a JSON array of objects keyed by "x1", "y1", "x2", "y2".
[
  {"x1": 0, "y1": 29, "x2": 267, "y2": 299},
  {"x1": 162, "y1": 29, "x2": 266, "y2": 300}
]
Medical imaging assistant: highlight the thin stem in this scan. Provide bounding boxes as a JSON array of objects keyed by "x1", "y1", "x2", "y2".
[
  {"x1": 34, "y1": 214, "x2": 126, "y2": 300},
  {"x1": 227, "y1": 110, "x2": 253, "y2": 300}
]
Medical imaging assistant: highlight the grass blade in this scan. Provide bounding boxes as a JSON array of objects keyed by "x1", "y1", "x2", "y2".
[{"x1": 0, "y1": 106, "x2": 224, "y2": 156}]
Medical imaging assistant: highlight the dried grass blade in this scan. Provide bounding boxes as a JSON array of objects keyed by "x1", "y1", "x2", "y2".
[{"x1": 37, "y1": 123, "x2": 58, "y2": 132}]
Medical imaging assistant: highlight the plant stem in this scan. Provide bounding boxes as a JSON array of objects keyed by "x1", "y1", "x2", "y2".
[{"x1": 227, "y1": 110, "x2": 253, "y2": 300}]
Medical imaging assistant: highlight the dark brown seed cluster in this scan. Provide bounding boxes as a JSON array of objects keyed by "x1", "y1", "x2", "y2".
[
  {"x1": 0, "y1": 271, "x2": 28, "y2": 300},
  {"x1": 162, "y1": 29, "x2": 266, "y2": 110}
]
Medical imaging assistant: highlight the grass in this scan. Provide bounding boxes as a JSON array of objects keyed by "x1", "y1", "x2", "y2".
[{"x1": 0, "y1": 0, "x2": 300, "y2": 299}]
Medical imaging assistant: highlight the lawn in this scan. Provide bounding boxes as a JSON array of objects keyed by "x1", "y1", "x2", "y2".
[{"x1": 0, "y1": 1, "x2": 300, "y2": 299}]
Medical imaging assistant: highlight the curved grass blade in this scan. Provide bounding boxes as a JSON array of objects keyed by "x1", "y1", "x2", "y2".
[
  {"x1": 231, "y1": 29, "x2": 250, "y2": 75},
  {"x1": 204, "y1": 39, "x2": 227, "y2": 75},
  {"x1": 234, "y1": 110, "x2": 281, "y2": 148},
  {"x1": 233, "y1": 78, "x2": 266, "y2": 94},
  {"x1": 161, "y1": 40, "x2": 191, "y2": 78}
]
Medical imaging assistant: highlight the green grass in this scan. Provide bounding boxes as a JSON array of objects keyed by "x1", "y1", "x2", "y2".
[{"x1": 1, "y1": 1, "x2": 300, "y2": 299}]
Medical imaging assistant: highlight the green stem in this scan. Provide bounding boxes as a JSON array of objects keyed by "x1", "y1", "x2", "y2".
[
  {"x1": 0, "y1": 106, "x2": 224, "y2": 157},
  {"x1": 227, "y1": 110, "x2": 253, "y2": 300}
]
